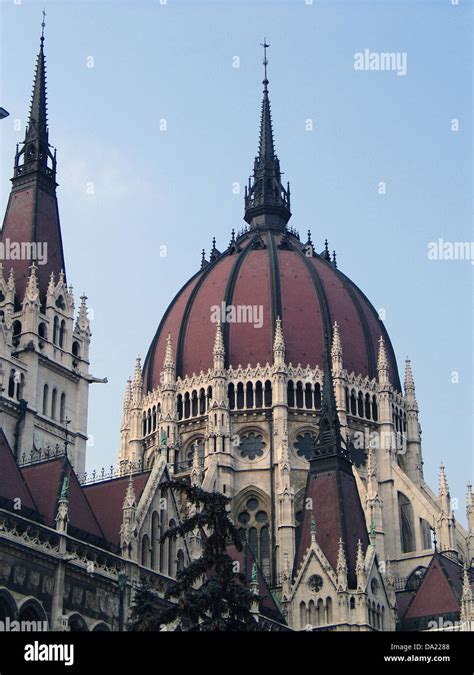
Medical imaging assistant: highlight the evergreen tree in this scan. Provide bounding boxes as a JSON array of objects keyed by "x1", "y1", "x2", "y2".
[
  {"x1": 153, "y1": 479, "x2": 262, "y2": 631},
  {"x1": 127, "y1": 576, "x2": 164, "y2": 632}
]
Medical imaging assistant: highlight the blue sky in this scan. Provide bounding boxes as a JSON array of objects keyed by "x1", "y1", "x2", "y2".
[{"x1": 0, "y1": 0, "x2": 472, "y2": 521}]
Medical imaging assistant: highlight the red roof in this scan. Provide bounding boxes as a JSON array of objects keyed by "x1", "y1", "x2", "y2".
[
  {"x1": 84, "y1": 472, "x2": 150, "y2": 546},
  {"x1": 143, "y1": 230, "x2": 400, "y2": 390},
  {"x1": 294, "y1": 461, "x2": 370, "y2": 588},
  {"x1": 1, "y1": 186, "x2": 66, "y2": 301},
  {"x1": 404, "y1": 554, "x2": 463, "y2": 619},
  {"x1": 21, "y1": 458, "x2": 104, "y2": 538},
  {"x1": 0, "y1": 429, "x2": 36, "y2": 511}
]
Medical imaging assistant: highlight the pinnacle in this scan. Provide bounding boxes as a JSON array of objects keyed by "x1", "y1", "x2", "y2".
[
  {"x1": 377, "y1": 335, "x2": 389, "y2": 372},
  {"x1": 273, "y1": 316, "x2": 285, "y2": 353},
  {"x1": 213, "y1": 323, "x2": 225, "y2": 358},
  {"x1": 331, "y1": 320, "x2": 342, "y2": 359}
]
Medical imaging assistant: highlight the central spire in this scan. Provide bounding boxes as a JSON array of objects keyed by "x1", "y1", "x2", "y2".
[
  {"x1": 244, "y1": 40, "x2": 291, "y2": 231},
  {"x1": 13, "y1": 11, "x2": 56, "y2": 186}
]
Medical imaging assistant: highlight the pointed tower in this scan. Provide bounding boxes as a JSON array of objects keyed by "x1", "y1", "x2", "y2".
[
  {"x1": 244, "y1": 41, "x2": 291, "y2": 230},
  {"x1": 293, "y1": 337, "x2": 370, "y2": 588},
  {"x1": 331, "y1": 321, "x2": 347, "y2": 434},
  {"x1": 466, "y1": 483, "x2": 474, "y2": 564},
  {"x1": 404, "y1": 359, "x2": 423, "y2": 484},
  {"x1": 437, "y1": 463, "x2": 456, "y2": 552},
  {"x1": 1, "y1": 19, "x2": 66, "y2": 302}
]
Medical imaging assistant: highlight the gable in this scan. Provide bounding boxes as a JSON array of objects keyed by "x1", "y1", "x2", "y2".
[
  {"x1": 84, "y1": 472, "x2": 150, "y2": 546},
  {"x1": 0, "y1": 429, "x2": 37, "y2": 513},
  {"x1": 404, "y1": 557, "x2": 460, "y2": 619}
]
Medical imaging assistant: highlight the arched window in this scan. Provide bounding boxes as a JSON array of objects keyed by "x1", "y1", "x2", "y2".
[
  {"x1": 314, "y1": 382, "x2": 322, "y2": 409},
  {"x1": 299, "y1": 602, "x2": 306, "y2": 629},
  {"x1": 237, "y1": 495, "x2": 271, "y2": 580},
  {"x1": 141, "y1": 534, "x2": 150, "y2": 567},
  {"x1": 177, "y1": 549, "x2": 185, "y2": 573},
  {"x1": 305, "y1": 383, "x2": 313, "y2": 409},
  {"x1": 228, "y1": 383, "x2": 235, "y2": 410},
  {"x1": 326, "y1": 597, "x2": 333, "y2": 624},
  {"x1": 350, "y1": 390, "x2": 356, "y2": 415},
  {"x1": 38, "y1": 322, "x2": 47, "y2": 340},
  {"x1": 72, "y1": 340, "x2": 80, "y2": 358},
  {"x1": 142, "y1": 412, "x2": 147, "y2": 436},
  {"x1": 151, "y1": 512, "x2": 160, "y2": 570},
  {"x1": 357, "y1": 391, "x2": 364, "y2": 417},
  {"x1": 147, "y1": 409, "x2": 151, "y2": 434},
  {"x1": 350, "y1": 596, "x2": 356, "y2": 610},
  {"x1": 246, "y1": 382, "x2": 254, "y2": 408},
  {"x1": 365, "y1": 393, "x2": 371, "y2": 419},
  {"x1": 398, "y1": 492, "x2": 416, "y2": 553},
  {"x1": 51, "y1": 388, "x2": 57, "y2": 420},
  {"x1": 206, "y1": 386, "x2": 212, "y2": 409},
  {"x1": 260, "y1": 526, "x2": 270, "y2": 578},
  {"x1": 168, "y1": 519, "x2": 176, "y2": 577},
  {"x1": 8, "y1": 370, "x2": 15, "y2": 398},
  {"x1": 191, "y1": 391, "x2": 198, "y2": 417},
  {"x1": 184, "y1": 392, "x2": 190, "y2": 419},
  {"x1": 199, "y1": 388, "x2": 206, "y2": 415},
  {"x1": 236, "y1": 383, "x2": 244, "y2": 409},
  {"x1": 53, "y1": 316, "x2": 59, "y2": 345},
  {"x1": 60, "y1": 393, "x2": 66, "y2": 423},
  {"x1": 287, "y1": 381, "x2": 295, "y2": 407},
  {"x1": 16, "y1": 373, "x2": 24, "y2": 400},
  {"x1": 264, "y1": 380, "x2": 272, "y2": 407},
  {"x1": 309, "y1": 600, "x2": 316, "y2": 626},
  {"x1": 59, "y1": 320, "x2": 65, "y2": 348},
  {"x1": 152, "y1": 406, "x2": 157, "y2": 430},
  {"x1": 317, "y1": 598, "x2": 324, "y2": 625},
  {"x1": 296, "y1": 382, "x2": 304, "y2": 408},
  {"x1": 255, "y1": 381, "x2": 263, "y2": 408},
  {"x1": 42, "y1": 384, "x2": 49, "y2": 415},
  {"x1": 372, "y1": 396, "x2": 378, "y2": 421},
  {"x1": 12, "y1": 320, "x2": 21, "y2": 346},
  {"x1": 345, "y1": 387, "x2": 350, "y2": 411},
  {"x1": 177, "y1": 394, "x2": 183, "y2": 420},
  {"x1": 420, "y1": 518, "x2": 432, "y2": 550}
]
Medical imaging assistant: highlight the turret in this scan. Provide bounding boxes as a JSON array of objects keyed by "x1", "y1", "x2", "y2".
[
  {"x1": 436, "y1": 463, "x2": 456, "y2": 552},
  {"x1": 403, "y1": 359, "x2": 423, "y2": 484}
]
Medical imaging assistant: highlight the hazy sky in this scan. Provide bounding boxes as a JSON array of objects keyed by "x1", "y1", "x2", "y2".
[{"x1": 0, "y1": 0, "x2": 472, "y2": 522}]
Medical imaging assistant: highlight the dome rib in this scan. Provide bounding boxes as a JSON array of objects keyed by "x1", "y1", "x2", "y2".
[
  {"x1": 266, "y1": 231, "x2": 283, "y2": 329},
  {"x1": 221, "y1": 239, "x2": 254, "y2": 369},
  {"x1": 295, "y1": 244, "x2": 333, "y2": 343}
]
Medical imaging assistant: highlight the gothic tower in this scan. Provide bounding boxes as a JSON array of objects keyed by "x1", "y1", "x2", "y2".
[{"x1": 0, "y1": 21, "x2": 96, "y2": 475}]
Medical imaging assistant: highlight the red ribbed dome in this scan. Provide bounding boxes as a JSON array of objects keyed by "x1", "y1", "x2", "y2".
[{"x1": 143, "y1": 230, "x2": 400, "y2": 392}]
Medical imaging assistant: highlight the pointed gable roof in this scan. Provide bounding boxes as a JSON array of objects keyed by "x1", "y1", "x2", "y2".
[
  {"x1": 293, "y1": 337, "x2": 369, "y2": 586},
  {"x1": 21, "y1": 457, "x2": 104, "y2": 539},
  {"x1": 83, "y1": 472, "x2": 150, "y2": 546},
  {"x1": 0, "y1": 429, "x2": 37, "y2": 513},
  {"x1": 404, "y1": 553, "x2": 465, "y2": 621}
]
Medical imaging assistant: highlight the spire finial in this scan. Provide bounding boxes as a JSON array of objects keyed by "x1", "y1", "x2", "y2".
[
  {"x1": 41, "y1": 9, "x2": 46, "y2": 42},
  {"x1": 260, "y1": 38, "x2": 270, "y2": 88}
]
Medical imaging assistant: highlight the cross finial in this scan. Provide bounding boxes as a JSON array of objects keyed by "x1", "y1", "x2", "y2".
[
  {"x1": 41, "y1": 9, "x2": 46, "y2": 42},
  {"x1": 260, "y1": 38, "x2": 270, "y2": 87}
]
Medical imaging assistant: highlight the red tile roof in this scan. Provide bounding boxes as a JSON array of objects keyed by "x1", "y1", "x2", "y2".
[
  {"x1": 294, "y1": 463, "x2": 370, "y2": 588},
  {"x1": 0, "y1": 429, "x2": 36, "y2": 512},
  {"x1": 21, "y1": 458, "x2": 104, "y2": 539},
  {"x1": 84, "y1": 472, "x2": 150, "y2": 546},
  {"x1": 404, "y1": 554, "x2": 462, "y2": 619},
  {"x1": 143, "y1": 230, "x2": 401, "y2": 390}
]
